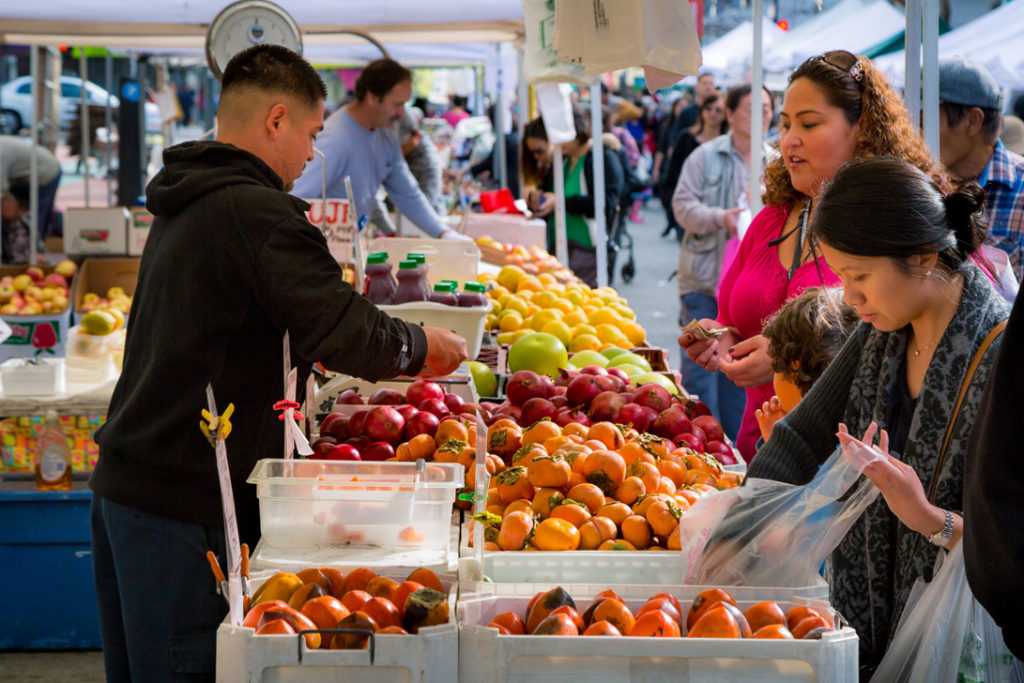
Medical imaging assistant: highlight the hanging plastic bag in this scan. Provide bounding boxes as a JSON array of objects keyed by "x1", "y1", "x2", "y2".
[
  {"x1": 872, "y1": 541, "x2": 1017, "y2": 682},
  {"x1": 521, "y1": 0, "x2": 588, "y2": 85},
  {"x1": 679, "y1": 447, "x2": 880, "y2": 587}
]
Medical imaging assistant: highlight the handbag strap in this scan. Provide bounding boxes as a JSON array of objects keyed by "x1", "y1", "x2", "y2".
[{"x1": 927, "y1": 320, "x2": 1008, "y2": 502}]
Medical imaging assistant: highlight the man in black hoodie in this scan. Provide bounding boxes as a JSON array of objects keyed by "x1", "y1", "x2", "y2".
[{"x1": 89, "y1": 45, "x2": 466, "y2": 682}]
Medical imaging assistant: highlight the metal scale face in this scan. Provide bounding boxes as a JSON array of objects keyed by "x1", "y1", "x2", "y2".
[{"x1": 205, "y1": 0, "x2": 303, "y2": 80}]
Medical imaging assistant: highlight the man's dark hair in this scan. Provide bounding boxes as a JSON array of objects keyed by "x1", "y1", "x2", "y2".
[
  {"x1": 220, "y1": 44, "x2": 326, "y2": 106},
  {"x1": 939, "y1": 101, "x2": 1002, "y2": 141},
  {"x1": 354, "y1": 59, "x2": 412, "y2": 101}
]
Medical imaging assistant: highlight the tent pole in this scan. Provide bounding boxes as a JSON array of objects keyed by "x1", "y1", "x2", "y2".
[
  {"x1": 495, "y1": 43, "x2": 508, "y2": 191},
  {"x1": 591, "y1": 82, "x2": 607, "y2": 289},
  {"x1": 922, "y1": 0, "x2": 940, "y2": 156},
  {"x1": 80, "y1": 48, "x2": 90, "y2": 207},
  {"x1": 553, "y1": 144, "x2": 568, "y2": 267},
  {"x1": 106, "y1": 53, "x2": 113, "y2": 205},
  {"x1": 516, "y1": 43, "x2": 528, "y2": 196},
  {"x1": 905, "y1": 0, "x2": 922, "y2": 132},
  {"x1": 29, "y1": 46, "x2": 39, "y2": 266},
  {"x1": 750, "y1": 0, "x2": 765, "y2": 215}
]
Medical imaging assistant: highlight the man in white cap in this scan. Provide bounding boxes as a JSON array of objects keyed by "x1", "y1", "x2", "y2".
[{"x1": 939, "y1": 57, "x2": 1024, "y2": 280}]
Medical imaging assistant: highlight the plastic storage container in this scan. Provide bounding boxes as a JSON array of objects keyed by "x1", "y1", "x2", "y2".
[
  {"x1": 247, "y1": 460, "x2": 463, "y2": 551},
  {"x1": 392, "y1": 260, "x2": 429, "y2": 304},
  {"x1": 0, "y1": 357, "x2": 62, "y2": 396},
  {"x1": 364, "y1": 252, "x2": 397, "y2": 304},
  {"x1": 457, "y1": 586, "x2": 857, "y2": 682}
]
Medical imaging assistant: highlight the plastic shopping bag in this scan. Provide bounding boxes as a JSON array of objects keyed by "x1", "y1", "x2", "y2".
[
  {"x1": 872, "y1": 541, "x2": 1017, "y2": 682},
  {"x1": 521, "y1": 0, "x2": 588, "y2": 85},
  {"x1": 679, "y1": 448, "x2": 879, "y2": 587}
]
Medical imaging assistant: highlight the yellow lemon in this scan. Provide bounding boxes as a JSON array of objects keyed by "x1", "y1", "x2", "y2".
[
  {"x1": 489, "y1": 284, "x2": 510, "y2": 301},
  {"x1": 525, "y1": 303, "x2": 541, "y2": 317},
  {"x1": 621, "y1": 321, "x2": 647, "y2": 347},
  {"x1": 517, "y1": 277, "x2": 543, "y2": 294},
  {"x1": 565, "y1": 289, "x2": 586, "y2": 306},
  {"x1": 541, "y1": 320, "x2": 573, "y2": 346},
  {"x1": 532, "y1": 290, "x2": 560, "y2": 308},
  {"x1": 530, "y1": 308, "x2": 563, "y2": 331},
  {"x1": 569, "y1": 333, "x2": 602, "y2": 353},
  {"x1": 611, "y1": 304, "x2": 636, "y2": 321},
  {"x1": 496, "y1": 265, "x2": 527, "y2": 292},
  {"x1": 552, "y1": 298, "x2": 575, "y2": 314},
  {"x1": 562, "y1": 309, "x2": 588, "y2": 326},
  {"x1": 80, "y1": 310, "x2": 117, "y2": 336},
  {"x1": 485, "y1": 313, "x2": 499, "y2": 330},
  {"x1": 538, "y1": 273, "x2": 557, "y2": 286},
  {"x1": 588, "y1": 308, "x2": 624, "y2": 327},
  {"x1": 504, "y1": 296, "x2": 529, "y2": 317},
  {"x1": 595, "y1": 323, "x2": 628, "y2": 345},
  {"x1": 571, "y1": 324, "x2": 598, "y2": 339},
  {"x1": 499, "y1": 311, "x2": 523, "y2": 332},
  {"x1": 105, "y1": 307, "x2": 126, "y2": 331}
]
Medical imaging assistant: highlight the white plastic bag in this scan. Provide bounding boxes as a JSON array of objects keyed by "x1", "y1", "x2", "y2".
[
  {"x1": 872, "y1": 541, "x2": 1017, "y2": 682},
  {"x1": 521, "y1": 0, "x2": 588, "y2": 85},
  {"x1": 679, "y1": 448, "x2": 879, "y2": 587}
]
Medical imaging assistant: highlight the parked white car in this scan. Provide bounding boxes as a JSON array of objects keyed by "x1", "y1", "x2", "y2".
[{"x1": 0, "y1": 75, "x2": 162, "y2": 135}]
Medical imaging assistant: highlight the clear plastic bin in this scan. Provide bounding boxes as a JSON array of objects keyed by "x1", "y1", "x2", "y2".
[
  {"x1": 247, "y1": 459, "x2": 463, "y2": 552},
  {"x1": 0, "y1": 357, "x2": 62, "y2": 396},
  {"x1": 377, "y1": 301, "x2": 489, "y2": 360}
]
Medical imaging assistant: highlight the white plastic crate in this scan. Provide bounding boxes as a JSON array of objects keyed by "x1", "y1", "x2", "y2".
[
  {"x1": 377, "y1": 301, "x2": 489, "y2": 361},
  {"x1": 216, "y1": 585, "x2": 458, "y2": 683},
  {"x1": 457, "y1": 587, "x2": 857, "y2": 682},
  {"x1": 0, "y1": 357, "x2": 62, "y2": 395},
  {"x1": 368, "y1": 237, "x2": 479, "y2": 287}
]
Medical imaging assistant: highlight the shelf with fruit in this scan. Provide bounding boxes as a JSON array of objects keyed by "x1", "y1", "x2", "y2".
[
  {"x1": 77, "y1": 286, "x2": 132, "y2": 316},
  {"x1": 0, "y1": 260, "x2": 77, "y2": 316},
  {"x1": 474, "y1": 237, "x2": 577, "y2": 282}
]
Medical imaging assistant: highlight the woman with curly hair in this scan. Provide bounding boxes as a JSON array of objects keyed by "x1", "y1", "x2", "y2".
[{"x1": 680, "y1": 50, "x2": 948, "y2": 460}]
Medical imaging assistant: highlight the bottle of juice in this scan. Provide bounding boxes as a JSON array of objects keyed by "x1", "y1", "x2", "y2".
[
  {"x1": 457, "y1": 282, "x2": 489, "y2": 308},
  {"x1": 429, "y1": 282, "x2": 459, "y2": 306},
  {"x1": 363, "y1": 252, "x2": 397, "y2": 304},
  {"x1": 392, "y1": 260, "x2": 429, "y2": 304},
  {"x1": 35, "y1": 411, "x2": 73, "y2": 491},
  {"x1": 406, "y1": 253, "x2": 431, "y2": 298}
]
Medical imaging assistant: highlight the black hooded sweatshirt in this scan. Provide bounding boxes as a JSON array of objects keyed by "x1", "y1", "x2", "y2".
[{"x1": 90, "y1": 141, "x2": 426, "y2": 545}]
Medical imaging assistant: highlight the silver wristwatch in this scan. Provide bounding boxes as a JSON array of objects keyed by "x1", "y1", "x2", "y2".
[{"x1": 927, "y1": 509, "x2": 954, "y2": 546}]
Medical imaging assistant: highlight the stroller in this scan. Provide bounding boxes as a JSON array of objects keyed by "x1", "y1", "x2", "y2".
[{"x1": 607, "y1": 199, "x2": 636, "y2": 284}]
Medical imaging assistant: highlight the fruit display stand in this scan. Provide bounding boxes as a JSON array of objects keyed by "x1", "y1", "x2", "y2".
[{"x1": 457, "y1": 584, "x2": 856, "y2": 682}]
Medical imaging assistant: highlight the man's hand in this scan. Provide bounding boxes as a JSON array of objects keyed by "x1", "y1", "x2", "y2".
[{"x1": 420, "y1": 326, "x2": 467, "y2": 377}]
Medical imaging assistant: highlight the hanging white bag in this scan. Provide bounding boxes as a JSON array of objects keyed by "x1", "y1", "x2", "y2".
[{"x1": 521, "y1": 0, "x2": 589, "y2": 85}]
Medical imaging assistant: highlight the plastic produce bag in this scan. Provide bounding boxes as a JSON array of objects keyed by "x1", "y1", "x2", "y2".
[
  {"x1": 872, "y1": 541, "x2": 1017, "y2": 682},
  {"x1": 679, "y1": 448, "x2": 879, "y2": 587},
  {"x1": 521, "y1": 0, "x2": 588, "y2": 85}
]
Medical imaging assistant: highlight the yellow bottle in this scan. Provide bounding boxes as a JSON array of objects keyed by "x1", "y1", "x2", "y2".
[{"x1": 34, "y1": 411, "x2": 73, "y2": 491}]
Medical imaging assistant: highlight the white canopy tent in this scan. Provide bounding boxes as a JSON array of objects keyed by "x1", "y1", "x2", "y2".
[
  {"x1": 762, "y1": 0, "x2": 905, "y2": 86},
  {"x1": 874, "y1": 0, "x2": 1024, "y2": 89},
  {"x1": 700, "y1": 18, "x2": 785, "y2": 84}
]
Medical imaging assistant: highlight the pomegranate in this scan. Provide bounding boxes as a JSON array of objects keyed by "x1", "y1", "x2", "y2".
[
  {"x1": 405, "y1": 379, "x2": 444, "y2": 406},
  {"x1": 553, "y1": 368, "x2": 577, "y2": 387},
  {"x1": 322, "y1": 444, "x2": 362, "y2": 460},
  {"x1": 506, "y1": 370, "x2": 548, "y2": 407},
  {"x1": 416, "y1": 398, "x2": 451, "y2": 419},
  {"x1": 364, "y1": 406, "x2": 405, "y2": 445},
  {"x1": 651, "y1": 409, "x2": 692, "y2": 440},
  {"x1": 348, "y1": 410, "x2": 369, "y2": 437},
  {"x1": 337, "y1": 389, "x2": 364, "y2": 405},
  {"x1": 492, "y1": 404, "x2": 522, "y2": 422},
  {"x1": 594, "y1": 374, "x2": 620, "y2": 393},
  {"x1": 395, "y1": 404, "x2": 418, "y2": 421},
  {"x1": 565, "y1": 374, "x2": 603, "y2": 409},
  {"x1": 550, "y1": 395, "x2": 569, "y2": 409},
  {"x1": 640, "y1": 406, "x2": 660, "y2": 433},
  {"x1": 319, "y1": 413, "x2": 350, "y2": 441},
  {"x1": 606, "y1": 367, "x2": 630, "y2": 383},
  {"x1": 520, "y1": 398, "x2": 558, "y2": 427},
  {"x1": 706, "y1": 443, "x2": 738, "y2": 465},
  {"x1": 403, "y1": 411, "x2": 441, "y2": 440},
  {"x1": 362, "y1": 441, "x2": 396, "y2": 462},
  {"x1": 692, "y1": 415, "x2": 724, "y2": 443},
  {"x1": 579, "y1": 365, "x2": 608, "y2": 376},
  {"x1": 312, "y1": 438, "x2": 338, "y2": 459},
  {"x1": 633, "y1": 383, "x2": 672, "y2": 413},
  {"x1": 679, "y1": 398, "x2": 712, "y2": 419},
  {"x1": 673, "y1": 433, "x2": 704, "y2": 452},
  {"x1": 537, "y1": 374, "x2": 556, "y2": 398},
  {"x1": 614, "y1": 403, "x2": 652, "y2": 433},
  {"x1": 690, "y1": 425, "x2": 708, "y2": 445},
  {"x1": 443, "y1": 392, "x2": 465, "y2": 414},
  {"x1": 589, "y1": 391, "x2": 626, "y2": 422},
  {"x1": 368, "y1": 388, "x2": 404, "y2": 405},
  {"x1": 555, "y1": 407, "x2": 592, "y2": 428},
  {"x1": 344, "y1": 436, "x2": 371, "y2": 452}
]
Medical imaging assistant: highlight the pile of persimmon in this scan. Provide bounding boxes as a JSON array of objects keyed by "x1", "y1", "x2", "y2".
[
  {"x1": 467, "y1": 418, "x2": 741, "y2": 551},
  {"x1": 485, "y1": 586, "x2": 835, "y2": 640},
  {"x1": 243, "y1": 565, "x2": 449, "y2": 648}
]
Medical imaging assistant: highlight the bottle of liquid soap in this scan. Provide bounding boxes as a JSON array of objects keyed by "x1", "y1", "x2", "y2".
[{"x1": 35, "y1": 411, "x2": 73, "y2": 491}]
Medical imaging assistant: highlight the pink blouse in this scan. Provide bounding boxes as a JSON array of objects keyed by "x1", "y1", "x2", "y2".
[{"x1": 716, "y1": 205, "x2": 840, "y2": 461}]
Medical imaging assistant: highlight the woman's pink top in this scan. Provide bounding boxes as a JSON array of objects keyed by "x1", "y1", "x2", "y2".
[{"x1": 716, "y1": 204, "x2": 840, "y2": 461}]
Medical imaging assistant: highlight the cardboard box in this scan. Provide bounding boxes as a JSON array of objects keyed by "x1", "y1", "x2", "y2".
[
  {"x1": 0, "y1": 264, "x2": 75, "y2": 362},
  {"x1": 72, "y1": 257, "x2": 139, "y2": 321},
  {"x1": 128, "y1": 207, "x2": 153, "y2": 256},
  {"x1": 64, "y1": 206, "x2": 129, "y2": 255}
]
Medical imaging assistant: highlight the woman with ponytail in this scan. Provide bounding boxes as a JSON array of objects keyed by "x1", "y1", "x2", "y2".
[{"x1": 748, "y1": 157, "x2": 1010, "y2": 675}]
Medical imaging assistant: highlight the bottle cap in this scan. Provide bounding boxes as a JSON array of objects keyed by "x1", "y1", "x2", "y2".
[
  {"x1": 398, "y1": 259, "x2": 419, "y2": 269},
  {"x1": 366, "y1": 253, "x2": 387, "y2": 264},
  {"x1": 433, "y1": 282, "x2": 456, "y2": 292},
  {"x1": 407, "y1": 253, "x2": 426, "y2": 263},
  {"x1": 464, "y1": 282, "x2": 487, "y2": 293}
]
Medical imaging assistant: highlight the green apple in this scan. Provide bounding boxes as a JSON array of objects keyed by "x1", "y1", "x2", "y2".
[
  {"x1": 632, "y1": 372, "x2": 680, "y2": 395},
  {"x1": 608, "y1": 352, "x2": 652, "y2": 373},
  {"x1": 569, "y1": 349, "x2": 609, "y2": 368},
  {"x1": 508, "y1": 332, "x2": 569, "y2": 379},
  {"x1": 615, "y1": 363, "x2": 647, "y2": 378},
  {"x1": 466, "y1": 360, "x2": 498, "y2": 398},
  {"x1": 600, "y1": 347, "x2": 631, "y2": 361}
]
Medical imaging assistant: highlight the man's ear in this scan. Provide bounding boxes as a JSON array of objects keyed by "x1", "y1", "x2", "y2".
[
  {"x1": 265, "y1": 103, "x2": 288, "y2": 139},
  {"x1": 965, "y1": 107, "x2": 985, "y2": 137}
]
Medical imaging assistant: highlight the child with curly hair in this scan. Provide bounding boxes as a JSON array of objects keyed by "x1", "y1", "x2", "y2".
[{"x1": 756, "y1": 287, "x2": 860, "y2": 440}]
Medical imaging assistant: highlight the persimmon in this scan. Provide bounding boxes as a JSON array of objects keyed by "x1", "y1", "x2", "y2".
[
  {"x1": 300, "y1": 596, "x2": 349, "y2": 630},
  {"x1": 656, "y1": 477, "x2": 677, "y2": 494},
  {"x1": 646, "y1": 499, "x2": 683, "y2": 537},
  {"x1": 533, "y1": 612, "x2": 580, "y2": 635},
  {"x1": 620, "y1": 514, "x2": 652, "y2": 549},
  {"x1": 649, "y1": 593, "x2": 682, "y2": 615},
  {"x1": 466, "y1": 454, "x2": 502, "y2": 489},
  {"x1": 489, "y1": 611, "x2": 526, "y2": 635},
  {"x1": 551, "y1": 605, "x2": 586, "y2": 632},
  {"x1": 636, "y1": 597, "x2": 683, "y2": 626},
  {"x1": 744, "y1": 601, "x2": 787, "y2": 634},
  {"x1": 629, "y1": 609, "x2": 681, "y2": 637},
  {"x1": 500, "y1": 499, "x2": 530, "y2": 518},
  {"x1": 533, "y1": 518, "x2": 581, "y2": 551},
  {"x1": 390, "y1": 581, "x2": 424, "y2": 616},
  {"x1": 583, "y1": 451, "x2": 627, "y2": 494},
  {"x1": 613, "y1": 476, "x2": 646, "y2": 505},
  {"x1": 523, "y1": 419, "x2": 562, "y2": 446},
  {"x1": 687, "y1": 588, "x2": 736, "y2": 630},
  {"x1": 720, "y1": 602, "x2": 753, "y2": 637},
  {"x1": 287, "y1": 581, "x2": 327, "y2": 609},
  {"x1": 578, "y1": 517, "x2": 618, "y2": 549},
  {"x1": 785, "y1": 606, "x2": 824, "y2": 631},
  {"x1": 364, "y1": 576, "x2": 398, "y2": 601},
  {"x1": 489, "y1": 421, "x2": 524, "y2": 458},
  {"x1": 257, "y1": 606, "x2": 320, "y2": 648},
  {"x1": 687, "y1": 604, "x2": 741, "y2": 638},
  {"x1": 434, "y1": 420, "x2": 468, "y2": 448},
  {"x1": 683, "y1": 452, "x2": 723, "y2": 475},
  {"x1": 591, "y1": 598, "x2": 635, "y2": 635},
  {"x1": 675, "y1": 488, "x2": 701, "y2": 507},
  {"x1": 632, "y1": 493, "x2": 670, "y2": 517},
  {"x1": 656, "y1": 460, "x2": 687, "y2": 489},
  {"x1": 362, "y1": 597, "x2": 402, "y2": 629},
  {"x1": 318, "y1": 567, "x2": 347, "y2": 598},
  {"x1": 342, "y1": 567, "x2": 377, "y2": 594},
  {"x1": 531, "y1": 487, "x2": 565, "y2": 519},
  {"x1": 341, "y1": 589, "x2": 373, "y2": 613},
  {"x1": 406, "y1": 433, "x2": 436, "y2": 460},
  {"x1": 296, "y1": 568, "x2": 331, "y2": 591},
  {"x1": 752, "y1": 624, "x2": 795, "y2": 639},
  {"x1": 595, "y1": 501, "x2": 631, "y2": 527},
  {"x1": 406, "y1": 568, "x2": 443, "y2": 593},
  {"x1": 618, "y1": 442, "x2": 655, "y2": 466},
  {"x1": 561, "y1": 422, "x2": 589, "y2": 439},
  {"x1": 630, "y1": 460, "x2": 663, "y2": 494},
  {"x1": 527, "y1": 590, "x2": 545, "y2": 614},
  {"x1": 495, "y1": 466, "x2": 532, "y2": 503},
  {"x1": 331, "y1": 611, "x2": 378, "y2": 649},
  {"x1": 666, "y1": 525, "x2": 681, "y2": 550},
  {"x1": 511, "y1": 443, "x2": 546, "y2": 468},
  {"x1": 243, "y1": 600, "x2": 289, "y2": 629},
  {"x1": 402, "y1": 588, "x2": 449, "y2": 633},
  {"x1": 586, "y1": 422, "x2": 625, "y2": 450},
  {"x1": 567, "y1": 483, "x2": 608, "y2": 514},
  {"x1": 684, "y1": 470, "x2": 714, "y2": 487},
  {"x1": 583, "y1": 620, "x2": 622, "y2": 636},
  {"x1": 791, "y1": 614, "x2": 831, "y2": 639},
  {"x1": 550, "y1": 500, "x2": 592, "y2": 527},
  {"x1": 377, "y1": 625, "x2": 410, "y2": 635},
  {"x1": 542, "y1": 434, "x2": 575, "y2": 454},
  {"x1": 255, "y1": 619, "x2": 295, "y2": 636},
  {"x1": 526, "y1": 587, "x2": 577, "y2": 633},
  {"x1": 597, "y1": 539, "x2": 636, "y2": 551},
  {"x1": 498, "y1": 510, "x2": 535, "y2": 551},
  {"x1": 527, "y1": 455, "x2": 572, "y2": 489}
]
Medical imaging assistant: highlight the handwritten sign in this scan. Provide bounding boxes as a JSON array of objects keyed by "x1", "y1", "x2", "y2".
[{"x1": 303, "y1": 198, "x2": 354, "y2": 263}]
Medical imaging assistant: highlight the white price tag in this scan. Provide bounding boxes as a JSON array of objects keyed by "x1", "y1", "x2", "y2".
[{"x1": 206, "y1": 385, "x2": 244, "y2": 627}]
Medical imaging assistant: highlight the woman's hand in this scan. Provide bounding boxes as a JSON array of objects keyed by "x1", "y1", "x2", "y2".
[
  {"x1": 531, "y1": 191, "x2": 557, "y2": 217},
  {"x1": 755, "y1": 395, "x2": 786, "y2": 441},
  {"x1": 719, "y1": 334, "x2": 774, "y2": 388},
  {"x1": 837, "y1": 423, "x2": 959, "y2": 545},
  {"x1": 679, "y1": 320, "x2": 738, "y2": 373}
]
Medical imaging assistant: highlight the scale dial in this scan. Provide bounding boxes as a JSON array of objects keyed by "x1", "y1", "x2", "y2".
[{"x1": 205, "y1": 0, "x2": 303, "y2": 80}]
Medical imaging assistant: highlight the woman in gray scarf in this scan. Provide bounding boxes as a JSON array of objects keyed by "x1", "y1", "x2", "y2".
[{"x1": 748, "y1": 157, "x2": 1011, "y2": 674}]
